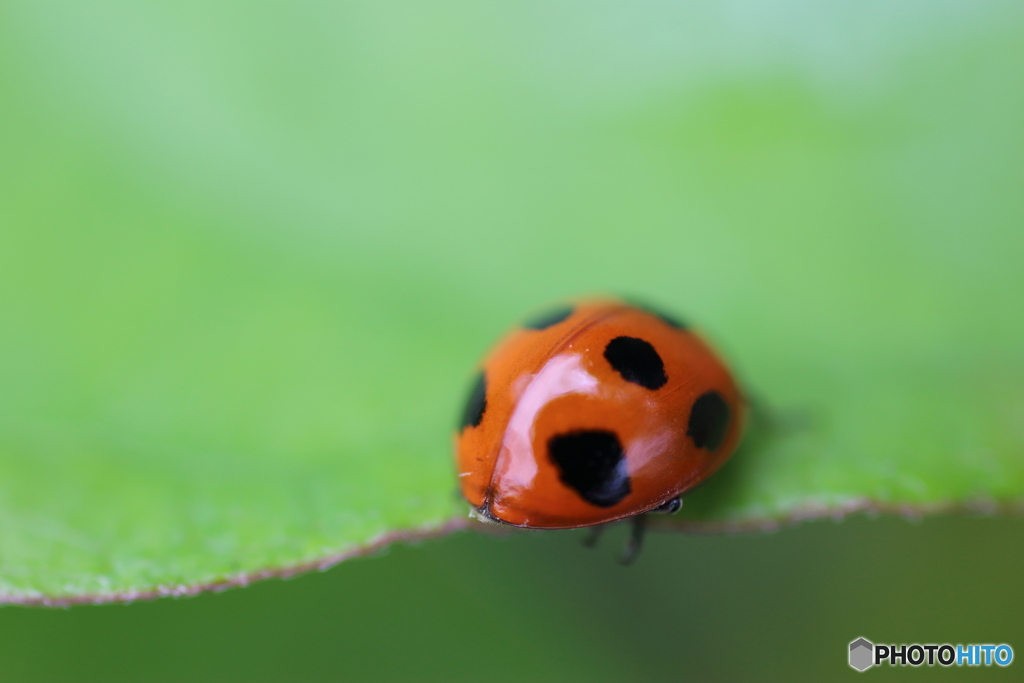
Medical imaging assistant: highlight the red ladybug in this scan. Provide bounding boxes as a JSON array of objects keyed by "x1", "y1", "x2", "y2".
[{"x1": 455, "y1": 299, "x2": 745, "y2": 557}]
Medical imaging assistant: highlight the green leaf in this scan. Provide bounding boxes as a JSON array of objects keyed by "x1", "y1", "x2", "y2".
[{"x1": 1, "y1": 3, "x2": 1022, "y2": 604}]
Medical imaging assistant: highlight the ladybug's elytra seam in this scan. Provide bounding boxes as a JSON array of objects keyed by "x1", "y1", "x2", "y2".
[{"x1": 479, "y1": 303, "x2": 628, "y2": 509}]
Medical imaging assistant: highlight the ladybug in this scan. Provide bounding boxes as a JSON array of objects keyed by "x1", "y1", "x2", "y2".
[{"x1": 454, "y1": 299, "x2": 746, "y2": 559}]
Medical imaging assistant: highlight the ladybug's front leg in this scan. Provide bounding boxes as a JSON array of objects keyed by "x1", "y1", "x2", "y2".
[
  {"x1": 581, "y1": 524, "x2": 607, "y2": 549},
  {"x1": 620, "y1": 496, "x2": 683, "y2": 564},
  {"x1": 619, "y1": 515, "x2": 647, "y2": 565}
]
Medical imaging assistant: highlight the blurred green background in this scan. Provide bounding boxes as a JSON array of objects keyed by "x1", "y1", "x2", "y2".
[
  {"x1": 2, "y1": 517, "x2": 1023, "y2": 681},
  {"x1": 1, "y1": 1, "x2": 1023, "y2": 680}
]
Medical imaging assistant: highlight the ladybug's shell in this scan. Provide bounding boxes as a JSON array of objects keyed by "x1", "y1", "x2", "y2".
[{"x1": 455, "y1": 299, "x2": 745, "y2": 529}]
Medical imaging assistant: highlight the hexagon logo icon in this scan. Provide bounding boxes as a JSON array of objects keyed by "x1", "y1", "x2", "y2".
[{"x1": 849, "y1": 638, "x2": 874, "y2": 671}]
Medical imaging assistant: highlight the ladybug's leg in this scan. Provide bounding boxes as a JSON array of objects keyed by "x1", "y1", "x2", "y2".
[
  {"x1": 619, "y1": 515, "x2": 647, "y2": 566},
  {"x1": 615, "y1": 497, "x2": 681, "y2": 564},
  {"x1": 581, "y1": 524, "x2": 607, "y2": 549}
]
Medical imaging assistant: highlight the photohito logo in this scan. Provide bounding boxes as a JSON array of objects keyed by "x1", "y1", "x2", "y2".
[{"x1": 849, "y1": 638, "x2": 1013, "y2": 671}]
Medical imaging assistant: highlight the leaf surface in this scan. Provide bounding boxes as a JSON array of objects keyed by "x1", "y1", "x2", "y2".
[{"x1": 1, "y1": 2, "x2": 1022, "y2": 603}]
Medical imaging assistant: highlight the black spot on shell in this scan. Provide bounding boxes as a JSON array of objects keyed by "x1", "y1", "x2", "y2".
[
  {"x1": 548, "y1": 430, "x2": 631, "y2": 507},
  {"x1": 622, "y1": 298, "x2": 689, "y2": 330},
  {"x1": 687, "y1": 391, "x2": 730, "y2": 451},
  {"x1": 603, "y1": 336, "x2": 668, "y2": 390},
  {"x1": 647, "y1": 307, "x2": 688, "y2": 330},
  {"x1": 523, "y1": 305, "x2": 575, "y2": 330},
  {"x1": 459, "y1": 371, "x2": 487, "y2": 430}
]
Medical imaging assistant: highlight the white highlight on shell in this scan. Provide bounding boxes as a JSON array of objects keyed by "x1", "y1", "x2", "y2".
[
  {"x1": 495, "y1": 353, "x2": 599, "y2": 493},
  {"x1": 623, "y1": 429, "x2": 675, "y2": 476}
]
